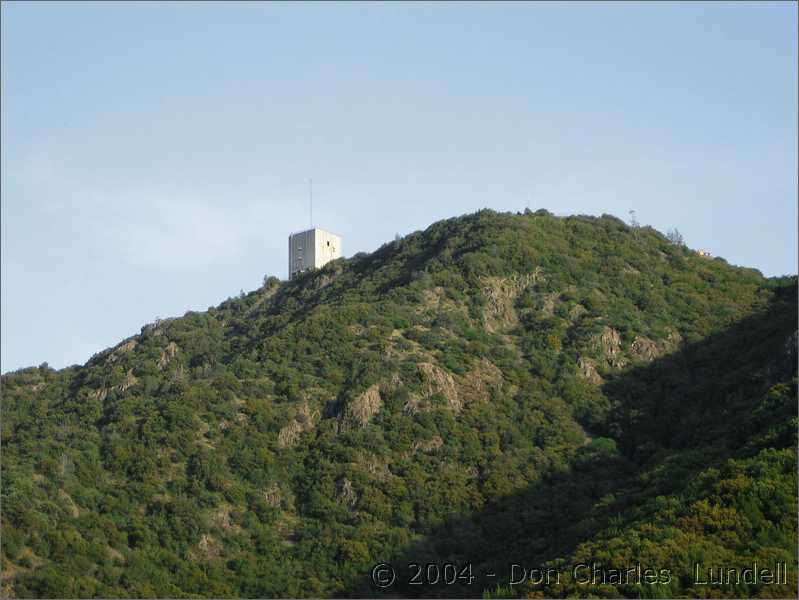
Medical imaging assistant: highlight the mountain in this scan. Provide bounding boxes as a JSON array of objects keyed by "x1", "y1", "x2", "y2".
[{"x1": 1, "y1": 209, "x2": 796, "y2": 599}]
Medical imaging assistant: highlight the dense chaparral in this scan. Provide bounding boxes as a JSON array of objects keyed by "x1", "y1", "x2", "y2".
[{"x1": 1, "y1": 209, "x2": 796, "y2": 598}]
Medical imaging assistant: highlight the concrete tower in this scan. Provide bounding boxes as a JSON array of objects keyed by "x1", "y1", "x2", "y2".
[{"x1": 288, "y1": 228, "x2": 342, "y2": 280}]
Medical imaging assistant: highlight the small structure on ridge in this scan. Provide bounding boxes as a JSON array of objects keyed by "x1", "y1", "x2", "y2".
[{"x1": 288, "y1": 228, "x2": 342, "y2": 280}]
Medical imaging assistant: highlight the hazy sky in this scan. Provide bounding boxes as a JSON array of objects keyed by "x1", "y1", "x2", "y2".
[{"x1": 2, "y1": 1, "x2": 797, "y2": 373}]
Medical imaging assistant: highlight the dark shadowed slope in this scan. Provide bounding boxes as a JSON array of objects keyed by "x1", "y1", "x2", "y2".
[{"x1": 347, "y1": 284, "x2": 797, "y2": 598}]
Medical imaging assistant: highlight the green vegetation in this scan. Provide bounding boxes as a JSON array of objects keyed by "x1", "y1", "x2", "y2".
[{"x1": 1, "y1": 210, "x2": 796, "y2": 598}]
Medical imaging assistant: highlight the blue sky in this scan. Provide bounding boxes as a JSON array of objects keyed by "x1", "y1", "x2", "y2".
[{"x1": 2, "y1": 1, "x2": 797, "y2": 373}]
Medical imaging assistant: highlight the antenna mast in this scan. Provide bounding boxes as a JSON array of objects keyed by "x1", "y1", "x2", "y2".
[{"x1": 309, "y1": 179, "x2": 313, "y2": 228}]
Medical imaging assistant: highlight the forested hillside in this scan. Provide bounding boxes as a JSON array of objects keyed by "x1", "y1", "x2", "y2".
[{"x1": 2, "y1": 209, "x2": 796, "y2": 598}]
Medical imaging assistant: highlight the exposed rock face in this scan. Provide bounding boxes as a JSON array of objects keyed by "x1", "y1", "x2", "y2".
[
  {"x1": 623, "y1": 264, "x2": 640, "y2": 276},
  {"x1": 480, "y1": 270, "x2": 543, "y2": 332},
  {"x1": 582, "y1": 327, "x2": 683, "y2": 372},
  {"x1": 458, "y1": 358, "x2": 504, "y2": 404},
  {"x1": 199, "y1": 534, "x2": 218, "y2": 553},
  {"x1": 263, "y1": 484, "x2": 282, "y2": 507},
  {"x1": 418, "y1": 286, "x2": 468, "y2": 318},
  {"x1": 158, "y1": 341, "x2": 179, "y2": 369},
  {"x1": 629, "y1": 336, "x2": 660, "y2": 362},
  {"x1": 208, "y1": 503, "x2": 239, "y2": 533},
  {"x1": 403, "y1": 393, "x2": 424, "y2": 415},
  {"x1": 539, "y1": 292, "x2": 560, "y2": 317},
  {"x1": 411, "y1": 435, "x2": 444, "y2": 453},
  {"x1": 341, "y1": 384, "x2": 382, "y2": 429},
  {"x1": 336, "y1": 477, "x2": 358, "y2": 508},
  {"x1": 108, "y1": 339, "x2": 137, "y2": 363},
  {"x1": 277, "y1": 423, "x2": 302, "y2": 448},
  {"x1": 58, "y1": 489, "x2": 80, "y2": 518},
  {"x1": 569, "y1": 304, "x2": 588, "y2": 320},
  {"x1": 577, "y1": 356, "x2": 603, "y2": 385},
  {"x1": 630, "y1": 330, "x2": 683, "y2": 362},
  {"x1": 141, "y1": 318, "x2": 174, "y2": 337},
  {"x1": 313, "y1": 271, "x2": 339, "y2": 291},
  {"x1": 590, "y1": 326, "x2": 627, "y2": 369},
  {"x1": 481, "y1": 278, "x2": 520, "y2": 332},
  {"x1": 421, "y1": 286, "x2": 445, "y2": 310},
  {"x1": 347, "y1": 324, "x2": 366, "y2": 337},
  {"x1": 356, "y1": 452, "x2": 391, "y2": 481},
  {"x1": 191, "y1": 534, "x2": 221, "y2": 561},
  {"x1": 119, "y1": 369, "x2": 138, "y2": 392},
  {"x1": 89, "y1": 387, "x2": 108, "y2": 402},
  {"x1": 418, "y1": 362, "x2": 460, "y2": 411},
  {"x1": 382, "y1": 372, "x2": 403, "y2": 394},
  {"x1": 403, "y1": 359, "x2": 502, "y2": 414},
  {"x1": 666, "y1": 329, "x2": 683, "y2": 348},
  {"x1": 90, "y1": 368, "x2": 139, "y2": 400},
  {"x1": 105, "y1": 546, "x2": 125, "y2": 563},
  {"x1": 278, "y1": 401, "x2": 318, "y2": 448}
]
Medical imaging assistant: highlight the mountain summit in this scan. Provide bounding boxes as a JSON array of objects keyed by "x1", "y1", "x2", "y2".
[{"x1": 2, "y1": 209, "x2": 796, "y2": 598}]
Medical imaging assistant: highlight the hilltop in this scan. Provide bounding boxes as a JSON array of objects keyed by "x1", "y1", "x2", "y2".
[{"x1": 1, "y1": 209, "x2": 796, "y2": 598}]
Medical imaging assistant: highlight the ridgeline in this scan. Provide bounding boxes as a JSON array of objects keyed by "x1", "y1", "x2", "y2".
[{"x1": 2, "y1": 209, "x2": 796, "y2": 598}]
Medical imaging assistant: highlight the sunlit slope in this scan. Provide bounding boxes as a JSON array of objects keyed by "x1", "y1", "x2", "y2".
[{"x1": 2, "y1": 209, "x2": 795, "y2": 598}]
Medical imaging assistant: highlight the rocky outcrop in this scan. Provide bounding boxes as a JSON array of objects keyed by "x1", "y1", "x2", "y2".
[
  {"x1": 569, "y1": 304, "x2": 588, "y2": 320},
  {"x1": 158, "y1": 342, "x2": 179, "y2": 369},
  {"x1": 58, "y1": 489, "x2": 80, "y2": 518},
  {"x1": 313, "y1": 271, "x2": 339, "y2": 291},
  {"x1": 417, "y1": 286, "x2": 469, "y2": 319},
  {"x1": 382, "y1": 372, "x2": 403, "y2": 394},
  {"x1": 629, "y1": 336, "x2": 660, "y2": 362},
  {"x1": 629, "y1": 330, "x2": 683, "y2": 363},
  {"x1": 278, "y1": 401, "x2": 318, "y2": 448},
  {"x1": 118, "y1": 369, "x2": 138, "y2": 392},
  {"x1": 263, "y1": 484, "x2": 282, "y2": 507},
  {"x1": 421, "y1": 286, "x2": 445, "y2": 310},
  {"x1": 105, "y1": 546, "x2": 125, "y2": 563},
  {"x1": 666, "y1": 329, "x2": 683, "y2": 349},
  {"x1": 458, "y1": 358, "x2": 504, "y2": 404},
  {"x1": 336, "y1": 477, "x2": 358, "y2": 508},
  {"x1": 277, "y1": 420, "x2": 304, "y2": 448},
  {"x1": 411, "y1": 435, "x2": 444, "y2": 453},
  {"x1": 89, "y1": 387, "x2": 108, "y2": 402},
  {"x1": 418, "y1": 362, "x2": 460, "y2": 411},
  {"x1": 355, "y1": 452, "x2": 392, "y2": 481},
  {"x1": 590, "y1": 326, "x2": 626, "y2": 369},
  {"x1": 539, "y1": 292, "x2": 560, "y2": 317},
  {"x1": 576, "y1": 356, "x2": 603, "y2": 385},
  {"x1": 108, "y1": 339, "x2": 137, "y2": 363},
  {"x1": 190, "y1": 534, "x2": 221, "y2": 561},
  {"x1": 403, "y1": 359, "x2": 502, "y2": 414},
  {"x1": 582, "y1": 327, "x2": 683, "y2": 372},
  {"x1": 208, "y1": 503, "x2": 239, "y2": 534},
  {"x1": 481, "y1": 270, "x2": 543, "y2": 332},
  {"x1": 341, "y1": 384, "x2": 382, "y2": 429},
  {"x1": 88, "y1": 368, "x2": 138, "y2": 401}
]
